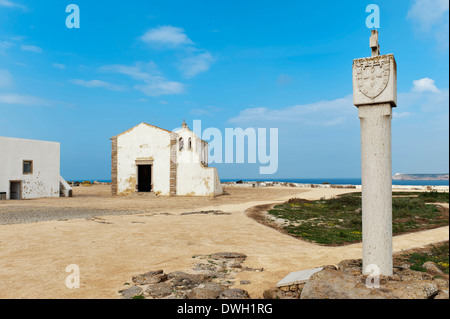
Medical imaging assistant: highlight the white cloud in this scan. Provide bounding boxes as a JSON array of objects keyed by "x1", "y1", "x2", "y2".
[
  {"x1": 229, "y1": 95, "x2": 354, "y2": 126},
  {"x1": 179, "y1": 52, "x2": 215, "y2": 78},
  {"x1": 20, "y1": 44, "x2": 43, "y2": 53},
  {"x1": 393, "y1": 112, "x2": 412, "y2": 119},
  {"x1": 0, "y1": 41, "x2": 13, "y2": 48},
  {"x1": 0, "y1": 0, "x2": 26, "y2": 9},
  {"x1": 0, "y1": 69, "x2": 13, "y2": 88},
  {"x1": 407, "y1": 0, "x2": 449, "y2": 31},
  {"x1": 99, "y1": 62, "x2": 157, "y2": 82},
  {"x1": 52, "y1": 63, "x2": 66, "y2": 70},
  {"x1": 135, "y1": 81, "x2": 184, "y2": 97},
  {"x1": 70, "y1": 79, "x2": 126, "y2": 91},
  {"x1": 407, "y1": 0, "x2": 449, "y2": 48},
  {"x1": 0, "y1": 93, "x2": 54, "y2": 106},
  {"x1": 140, "y1": 26, "x2": 193, "y2": 48},
  {"x1": 100, "y1": 62, "x2": 185, "y2": 97},
  {"x1": 412, "y1": 78, "x2": 440, "y2": 93}
]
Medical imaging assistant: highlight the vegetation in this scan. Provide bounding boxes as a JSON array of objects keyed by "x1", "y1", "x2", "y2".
[
  {"x1": 401, "y1": 242, "x2": 449, "y2": 275},
  {"x1": 268, "y1": 191, "x2": 449, "y2": 246}
]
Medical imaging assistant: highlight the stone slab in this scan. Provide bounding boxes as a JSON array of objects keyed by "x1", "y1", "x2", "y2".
[{"x1": 276, "y1": 267, "x2": 324, "y2": 287}]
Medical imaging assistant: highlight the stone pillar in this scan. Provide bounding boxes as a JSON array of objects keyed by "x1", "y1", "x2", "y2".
[
  {"x1": 352, "y1": 30, "x2": 397, "y2": 276},
  {"x1": 359, "y1": 104, "x2": 393, "y2": 275}
]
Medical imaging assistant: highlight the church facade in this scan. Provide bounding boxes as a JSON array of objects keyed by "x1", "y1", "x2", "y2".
[{"x1": 111, "y1": 121, "x2": 222, "y2": 196}]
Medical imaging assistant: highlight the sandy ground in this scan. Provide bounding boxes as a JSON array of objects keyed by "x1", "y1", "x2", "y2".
[{"x1": 0, "y1": 185, "x2": 448, "y2": 299}]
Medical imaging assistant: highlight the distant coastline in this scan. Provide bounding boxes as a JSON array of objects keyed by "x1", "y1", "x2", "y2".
[
  {"x1": 68, "y1": 178, "x2": 450, "y2": 187},
  {"x1": 392, "y1": 173, "x2": 449, "y2": 181}
]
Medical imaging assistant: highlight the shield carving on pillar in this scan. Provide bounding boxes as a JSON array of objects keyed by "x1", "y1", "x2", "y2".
[{"x1": 355, "y1": 56, "x2": 390, "y2": 100}]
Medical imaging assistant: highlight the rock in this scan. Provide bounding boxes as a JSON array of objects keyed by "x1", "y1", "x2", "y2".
[
  {"x1": 399, "y1": 269, "x2": 433, "y2": 282},
  {"x1": 422, "y1": 261, "x2": 446, "y2": 276},
  {"x1": 321, "y1": 265, "x2": 338, "y2": 270},
  {"x1": 219, "y1": 289, "x2": 250, "y2": 299},
  {"x1": 433, "y1": 277, "x2": 449, "y2": 290},
  {"x1": 301, "y1": 268, "x2": 443, "y2": 299},
  {"x1": 146, "y1": 282, "x2": 173, "y2": 298},
  {"x1": 186, "y1": 283, "x2": 225, "y2": 299},
  {"x1": 210, "y1": 252, "x2": 247, "y2": 260},
  {"x1": 167, "y1": 271, "x2": 187, "y2": 279},
  {"x1": 399, "y1": 264, "x2": 410, "y2": 270},
  {"x1": 120, "y1": 286, "x2": 142, "y2": 299},
  {"x1": 423, "y1": 283, "x2": 440, "y2": 299},
  {"x1": 240, "y1": 280, "x2": 251, "y2": 285},
  {"x1": 300, "y1": 269, "x2": 383, "y2": 299},
  {"x1": 393, "y1": 282, "x2": 439, "y2": 299},
  {"x1": 279, "y1": 286, "x2": 290, "y2": 292},
  {"x1": 434, "y1": 290, "x2": 449, "y2": 299},
  {"x1": 242, "y1": 267, "x2": 264, "y2": 272},
  {"x1": 170, "y1": 272, "x2": 210, "y2": 289},
  {"x1": 388, "y1": 274, "x2": 402, "y2": 282},
  {"x1": 337, "y1": 259, "x2": 363, "y2": 274},
  {"x1": 132, "y1": 270, "x2": 167, "y2": 285},
  {"x1": 263, "y1": 288, "x2": 280, "y2": 299},
  {"x1": 263, "y1": 287, "x2": 298, "y2": 299}
]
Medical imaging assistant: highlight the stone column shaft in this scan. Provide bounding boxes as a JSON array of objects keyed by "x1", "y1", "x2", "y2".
[{"x1": 359, "y1": 104, "x2": 393, "y2": 276}]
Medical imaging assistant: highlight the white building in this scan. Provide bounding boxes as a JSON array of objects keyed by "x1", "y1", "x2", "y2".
[
  {"x1": 0, "y1": 137, "x2": 72, "y2": 200},
  {"x1": 111, "y1": 121, "x2": 222, "y2": 196}
]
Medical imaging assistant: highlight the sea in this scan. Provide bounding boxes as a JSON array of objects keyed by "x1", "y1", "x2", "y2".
[{"x1": 74, "y1": 178, "x2": 449, "y2": 186}]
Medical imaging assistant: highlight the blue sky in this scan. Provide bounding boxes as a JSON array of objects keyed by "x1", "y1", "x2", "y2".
[{"x1": 0, "y1": 0, "x2": 448, "y2": 180}]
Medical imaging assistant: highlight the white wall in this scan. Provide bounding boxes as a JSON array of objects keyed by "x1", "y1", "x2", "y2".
[
  {"x1": 116, "y1": 122, "x2": 222, "y2": 197},
  {"x1": 174, "y1": 127, "x2": 222, "y2": 196},
  {"x1": 177, "y1": 163, "x2": 222, "y2": 196},
  {"x1": 116, "y1": 123, "x2": 171, "y2": 195},
  {"x1": 0, "y1": 137, "x2": 60, "y2": 199}
]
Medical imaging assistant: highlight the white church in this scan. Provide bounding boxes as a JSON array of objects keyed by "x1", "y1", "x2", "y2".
[{"x1": 111, "y1": 121, "x2": 222, "y2": 197}]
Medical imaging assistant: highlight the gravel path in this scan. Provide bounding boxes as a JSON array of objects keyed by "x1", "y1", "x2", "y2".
[{"x1": 0, "y1": 207, "x2": 144, "y2": 225}]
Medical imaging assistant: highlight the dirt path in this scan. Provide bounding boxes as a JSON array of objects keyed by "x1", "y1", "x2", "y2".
[{"x1": 0, "y1": 186, "x2": 448, "y2": 299}]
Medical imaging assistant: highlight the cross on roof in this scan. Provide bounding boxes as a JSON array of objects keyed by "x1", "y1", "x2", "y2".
[{"x1": 370, "y1": 29, "x2": 380, "y2": 57}]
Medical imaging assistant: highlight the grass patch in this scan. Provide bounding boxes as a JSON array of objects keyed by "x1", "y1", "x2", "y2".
[
  {"x1": 402, "y1": 242, "x2": 449, "y2": 274},
  {"x1": 268, "y1": 191, "x2": 449, "y2": 246}
]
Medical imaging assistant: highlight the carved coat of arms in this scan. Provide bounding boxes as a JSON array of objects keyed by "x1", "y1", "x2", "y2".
[{"x1": 354, "y1": 56, "x2": 390, "y2": 100}]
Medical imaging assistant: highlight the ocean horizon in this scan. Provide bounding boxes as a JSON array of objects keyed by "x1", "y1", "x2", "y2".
[{"x1": 69, "y1": 178, "x2": 450, "y2": 186}]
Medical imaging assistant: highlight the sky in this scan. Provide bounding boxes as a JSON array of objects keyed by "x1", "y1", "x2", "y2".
[{"x1": 0, "y1": 0, "x2": 448, "y2": 180}]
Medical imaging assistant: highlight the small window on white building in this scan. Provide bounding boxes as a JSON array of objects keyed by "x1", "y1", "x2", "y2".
[
  {"x1": 23, "y1": 160, "x2": 33, "y2": 174},
  {"x1": 188, "y1": 138, "x2": 192, "y2": 150},
  {"x1": 179, "y1": 138, "x2": 184, "y2": 151}
]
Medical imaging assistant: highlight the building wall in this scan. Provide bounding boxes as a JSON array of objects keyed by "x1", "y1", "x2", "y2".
[
  {"x1": 114, "y1": 122, "x2": 222, "y2": 197},
  {"x1": 115, "y1": 123, "x2": 172, "y2": 195},
  {"x1": 177, "y1": 163, "x2": 222, "y2": 196},
  {"x1": 0, "y1": 137, "x2": 60, "y2": 199},
  {"x1": 174, "y1": 127, "x2": 222, "y2": 196}
]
